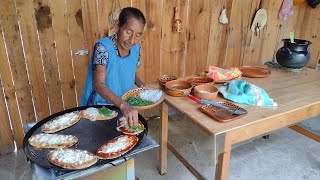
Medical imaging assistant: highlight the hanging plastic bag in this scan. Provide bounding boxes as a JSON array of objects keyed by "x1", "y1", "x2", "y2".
[
  {"x1": 219, "y1": 8, "x2": 229, "y2": 24},
  {"x1": 108, "y1": 0, "x2": 122, "y2": 36}
]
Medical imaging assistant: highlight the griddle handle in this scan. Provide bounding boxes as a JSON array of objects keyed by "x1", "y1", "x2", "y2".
[
  {"x1": 121, "y1": 155, "x2": 127, "y2": 162},
  {"x1": 109, "y1": 162, "x2": 116, "y2": 167}
]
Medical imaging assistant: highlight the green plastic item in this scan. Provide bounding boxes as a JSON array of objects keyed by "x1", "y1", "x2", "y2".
[{"x1": 290, "y1": 32, "x2": 294, "y2": 43}]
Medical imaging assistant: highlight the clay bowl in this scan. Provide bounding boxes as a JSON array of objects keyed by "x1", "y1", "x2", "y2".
[
  {"x1": 157, "y1": 75, "x2": 178, "y2": 88},
  {"x1": 193, "y1": 83, "x2": 218, "y2": 101},
  {"x1": 187, "y1": 76, "x2": 214, "y2": 86},
  {"x1": 165, "y1": 80, "x2": 193, "y2": 97}
]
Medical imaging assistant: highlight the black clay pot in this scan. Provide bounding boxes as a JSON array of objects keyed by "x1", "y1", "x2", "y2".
[
  {"x1": 307, "y1": 0, "x2": 320, "y2": 8},
  {"x1": 276, "y1": 39, "x2": 312, "y2": 69}
]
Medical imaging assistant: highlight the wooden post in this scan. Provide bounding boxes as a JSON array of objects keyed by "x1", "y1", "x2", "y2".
[{"x1": 159, "y1": 102, "x2": 168, "y2": 174}]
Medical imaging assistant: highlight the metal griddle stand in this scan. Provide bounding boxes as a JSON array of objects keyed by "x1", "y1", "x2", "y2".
[{"x1": 24, "y1": 122, "x2": 159, "y2": 180}]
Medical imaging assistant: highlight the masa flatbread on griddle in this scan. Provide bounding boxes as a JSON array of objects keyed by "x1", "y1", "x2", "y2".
[
  {"x1": 41, "y1": 111, "x2": 81, "y2": 133},
  {"x1": 28, "y1": 133, "x2": 78, "y2": 149},
  {"x1": 47, "y1": 148, "x2": 97, "y2": 170},
  {"x1": 96, "y1": 135, "x2": 138, "y2": 159},
  {"x1": 80, "y1": 107, "x2": 118, "y2": 121},
  {"x1": 117, "y1": 117, "x2": 145, "y2": 135}
]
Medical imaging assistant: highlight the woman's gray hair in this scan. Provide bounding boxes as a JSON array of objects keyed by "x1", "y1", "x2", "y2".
[{"x1": 118, "y1": 7, "x2": 146, "y2": 28}]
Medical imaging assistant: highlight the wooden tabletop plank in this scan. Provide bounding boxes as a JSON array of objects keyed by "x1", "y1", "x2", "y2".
[{"x1": 162, "y1": 68, "x2": 320, "y2": 136}]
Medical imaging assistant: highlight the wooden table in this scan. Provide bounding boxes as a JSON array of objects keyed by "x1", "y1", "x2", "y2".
[{"x1": 159, "y1": 68, "x2": 320, "y2": 180}]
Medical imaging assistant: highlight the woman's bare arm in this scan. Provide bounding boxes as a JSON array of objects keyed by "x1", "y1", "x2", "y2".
[
  {"x1": 134, "y1": 73, "x2": 147, "y2": 87},
  {"x1": 94, "y1": 65, "x2": 138, "y2": 126}
]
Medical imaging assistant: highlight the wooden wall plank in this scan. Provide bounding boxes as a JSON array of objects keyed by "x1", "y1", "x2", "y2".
[
  {"x1": 185, "y1": 0, "x2": 213, "y2": 75},
  {"x1": 133, "y1": 0, "x2": 163, "y2": 83},
  {"x1": 0, "y1": 63, "x2": 15, "y2": 154},
  {"x1": 15, "y1": 0, "x2": 50, "y2": 120},
  {"x1": 98, "y1": 0, "x2": 113, "y2": 38},
  {"x1": 0, "y1": 0, "x2": 36, "y2": 123},
  {"x1": 160, "y1": 0, "x2": 187, "y2": 78},
  {"x1": 224, "y1": 0, "x2": 255, "y2": 67},
  {"x1": 259, "y1": 0, "x2": 283, "y2": 63},
  {"x1": 81, "y1": 0, "x2": 100, "y2": 57},
  {"x1": 0, "y1": 22, "x2": 24, "y2": 148},
  {"x1": 206, "y1": 0, "x2": 232, "y2": 68},
  {"x1": 33, "y1": 0, "x2": 64, "y2": 114},
  {"x1": 241, "y1": 0, "x2": 262, "y2": 66},
  {"x1": 51, "y1": 0, "x2": 77, "y2": 109},
  {"x1": 66, "y1": 0, "x2": 89, "y2": 105},
  {"x1": 296, "y1": 4, "x2": 320, "y2": 68}
]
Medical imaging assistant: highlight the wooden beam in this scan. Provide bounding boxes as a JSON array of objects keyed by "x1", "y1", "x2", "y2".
[
  {"x1": 167, "y1": 143, "x2": 206, "y2": 180},
  {"x1": 290, "y1": 125, "x2": 320, "y2": 142}
]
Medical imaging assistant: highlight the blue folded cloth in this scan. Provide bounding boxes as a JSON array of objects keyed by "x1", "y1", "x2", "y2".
[{"x1": 218, "y1": 80, "x2": 277, "y2": 107}]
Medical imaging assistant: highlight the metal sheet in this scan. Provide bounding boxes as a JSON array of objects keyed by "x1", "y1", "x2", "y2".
[{"x1": 23, "y1": 105, "x2": 148, "y2": 171}]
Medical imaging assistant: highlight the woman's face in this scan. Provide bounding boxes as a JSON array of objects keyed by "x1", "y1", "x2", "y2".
[{"x1": 117, "y1": 17, "x2": 145, "y2": 52}]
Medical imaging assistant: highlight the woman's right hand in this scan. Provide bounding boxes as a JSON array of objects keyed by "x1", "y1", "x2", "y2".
[{"x1": 120, "y1": 102, "x2": 138, "y2": 127}]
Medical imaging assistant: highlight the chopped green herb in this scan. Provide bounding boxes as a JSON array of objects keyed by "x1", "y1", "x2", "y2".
[
  {"x1": 128, "y1": 124, "x2": 143, "y2": 132},
  {"x1": 126, "y1": 97, "x2": 153, "y2": 106},
  {"x1": 98, "y1": 106, "x2": 112, "y2": 116}
]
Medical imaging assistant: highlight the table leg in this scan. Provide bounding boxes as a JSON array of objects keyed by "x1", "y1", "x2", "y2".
[
  {"x1": 159, "y1": 102, "x2": 168, "y2": 175},
  {"x1": 215, "y1": 133, "x2": 232, "y2": 180}
]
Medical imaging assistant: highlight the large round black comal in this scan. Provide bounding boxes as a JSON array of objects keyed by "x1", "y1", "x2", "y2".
[{"x1": 23, "y1": 105, "x2": 148, "y2": 170}]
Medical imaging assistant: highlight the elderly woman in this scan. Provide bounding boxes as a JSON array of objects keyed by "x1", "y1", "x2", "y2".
[{"x1": 81, "y1": 7, "x2": 146, "y2": 127}]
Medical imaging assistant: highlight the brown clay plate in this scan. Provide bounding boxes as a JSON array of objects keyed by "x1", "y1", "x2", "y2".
[
  {"x1": 122, "y1": 87, "x2": 164, "y2": 110},
  {"x1": 200, "y1": 102, "x2": 247, "y2": 123},
  {"x1": 239, "y1": 66, "x2": 271, "y2": 78},
  {"x1": 186, "y1": 77, "x2": 214, "y2": 86}
]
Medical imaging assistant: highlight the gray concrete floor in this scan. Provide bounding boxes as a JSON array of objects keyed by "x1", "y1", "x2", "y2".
[{"x1": 0, "y1": 111, "x2": 319, "y2": 180}]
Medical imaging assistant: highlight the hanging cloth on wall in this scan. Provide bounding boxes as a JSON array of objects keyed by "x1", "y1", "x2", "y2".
[
  {"x1": 279, "y1": 0, "x2": 295, "y2": 21},
  {"x1": 108, "y1": 0, "x2": 122, "y2": 36}
]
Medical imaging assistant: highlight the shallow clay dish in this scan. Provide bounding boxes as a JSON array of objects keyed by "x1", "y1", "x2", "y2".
[
  {"x1": 200, "y1": 102, "x2": 247, "y2": 123},
  {"x1": 193, "y1": 84, "x2": 218, "y2": 101},
  {"x1": 165, "y1": 80, "x2": 193, "y2": 97},
  {"x1": 187, "y1": 77, "x2": 214, "y2": 86},
  {"x1": 157, "y1": 75, "x2": 178, "y2": 87},
  {"x1": 239, "y1": 66, "x2": 271, "y2": 78}
]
